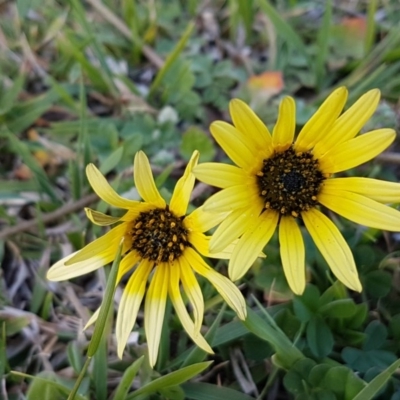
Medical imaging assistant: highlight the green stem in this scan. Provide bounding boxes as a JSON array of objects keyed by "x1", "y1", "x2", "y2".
[{"x1": 67, "y1": 357, "x2": 91, "y2": 400}]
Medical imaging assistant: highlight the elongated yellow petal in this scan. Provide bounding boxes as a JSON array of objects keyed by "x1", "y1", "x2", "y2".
[
  {"x1": 193, "y1": 163, "x2": 249, "y2": 189},
  {"x1": 184, "y1": 247, "x2": 247, "y2": 320},
  {"x1": 324, "y1": 177, "x2": 400, "y2": 204},
  {"x1": 116, "y1": 259, "x2": 153, "y2": 358},
  {"x1": 117, "y1": 250, "x2": 141, "y2": 282},
  {"x1": 190, "y1": 231, "x2": 239, "y2": 259},
  {"x1": 210, "y1": 121, "x2": 257, "y2": 171},
  {"x1": 302, "y1": 208, "x2": 361, "y2": 292},
  {"x1": 178, "y1": 256, "x2": 204, "y2": 332},
  {"x1": 229, "y1": 98, "x2": 274, "y2": 158},
  {"x1": 168, "y1": 263, "x2": 213, "y2": 353},
  {"x1": 319, "y1": 188, "x2": 400, "y2": 231},
  {"x1": 144, "y1": 263, "x2": 168, "y2": 367},
  {"x1": 134, "y1": 151, "x2": 166, "y2": 208},
  {"x1": 210, "y1": 205, "x2": 263, "y2": 253},
  {"x1": 184, "y1": 206, "x2": 229, "y2": 233},
  {"x1": 313, "y1": 89, "x2": 380, "y2": 158},
  {"x1": 295, "y1": 87, "x2": 348, "y2": 151},
  {"x1": 279, "y1": 216, "x2": 305, "y2": 295},
  {"x1": 229, "y1": 209, "x2": 279, "y2": 281},
  {"x1": 272, "y1": 96, "x2": 296, "y2": 151},
  {"x1": 170, "y1": 151, "x2": 199, "y2": 216},
  {"x1": 86, "y1": 164, "x2": 140, "y2": 209},
  {"x1": 204, "y1": 184, "x2": 260, "y2": 213},
  {"x1": 84, "y1": 251, "x2": 142, "y2": 331},
  {"x1": 85, "y1": 208, "x2": 121, "y2": 226},
  {"x1": 47, "y1": 250, "x2": 113, "y2": 281},
  {"x1": 319, "y1": 129, "x2": 395, "y2": 173},
  {"x1": 66, "y1": 223, "x2": 127, "y2": 265}
]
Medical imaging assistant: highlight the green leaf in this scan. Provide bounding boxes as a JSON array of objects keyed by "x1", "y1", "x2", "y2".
[
  {"x1": 2, "y1": 129, "x2": 59, "y2": 203},
  {"x1": 243, "y1": 306, "x2": 304, "y2": 369},
  {"x1": 257, "y1": 0, "x2": 311, "y2": 70},
  {"x1": 99, "y1": 146, "x2": 124, "y2": 175},
  {"x1": 182, "y1": 382, "x2": 255, "y2": 400},
  {"x1": 159, "y1": 385, "x2": 185, "y2": 400},
  {"x1": 306, "y1": 317, "x2": 334, "y2": 358},
  {"x1": 180, "y1": 127, "x2": 216, "y2": 163},
  {"x1": 0, "y1": 73, "x2": 25, "y2": 115},
  {"x1": 319, "y1": 299, "x2": 357, "y2": 319},
  {"x1": 364, "y1": 321, "x2": 387, "y2": 351},
  {"x1": 113, "y1": 356, "x2": 144, "y2": 400},
  {"x1": 353, "y1": 359, "x2": 400, "y2": 400},
  {"x1": 126, "y1": 361, "x2": 213, "y2": 399},
  {"x1": 67, "y1": 342, "x2": 84, "y2": 375},
  {"x1": 12, "y1": 371, "x2": 87, "y2": 400},
  {"x1": 322, "y1": 366, "x2": 365, "y2": 400}
]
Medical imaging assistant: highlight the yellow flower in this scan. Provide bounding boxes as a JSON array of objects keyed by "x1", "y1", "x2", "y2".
[
  {"x1": 47, "y1": 151, "x2": 246, "y2": 367},
  {"x1": 194, "y1": 87, "x2": 400, "y2": 295}
]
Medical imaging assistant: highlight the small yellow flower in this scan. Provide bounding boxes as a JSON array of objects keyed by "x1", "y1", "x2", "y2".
[
  {"x1": 47, "y1": 151, "x2": 246, "y2": 367},
  {"x1": 194, "y1": 87, "x2": 400, "y2": 295}
]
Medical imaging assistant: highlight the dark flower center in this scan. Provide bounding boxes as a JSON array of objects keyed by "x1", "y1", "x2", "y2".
[
  {"x1": 256, "y1": 146, "x2": 325, "y2": 217},
  {"x1": 130, "y1": 207, "x2": 189, "y2": 263}
]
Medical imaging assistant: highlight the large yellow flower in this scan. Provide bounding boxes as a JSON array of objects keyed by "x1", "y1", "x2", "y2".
[
  {"x1": 194, "y1": 87, "x2": 400, "y2": 295},
  {"x1": 47, "y1": 151, "x2": 246, "y2": 367}
]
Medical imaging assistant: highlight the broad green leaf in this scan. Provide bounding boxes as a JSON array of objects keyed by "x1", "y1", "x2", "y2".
[
  {"x1": 67, "y1": 342, "x2": 84, "y2": 375},
  {"x1": 319, "y1": 299, "x2": 357, "y2": 319},
  {"x1": 113, "y1": 356, "x2": 144, "y2": 400},
  {"x1": 306, "y1": 317, "x2": 334, "y2": 358},
  {"x1": 99, "y1": 147, "x2": 124, "y2": 175},
  {"x1": 126, "y1": 361, "x2": 213, "y2": 399},
  {"x1": 180, "y1": 127, "x2": 216, "y2": 163},
  {"x1": 364, "y1": 321, "x2": 387, "y2": 351},
  {"x1": 322, "y1": 366, "x2": 365, "y2": 400},
  {"x1": 182, "y1": 382, "x2": 255, "y2": 400},
  {"x1": 353, "y1": 359, "x2": 400, "y2": 400}
]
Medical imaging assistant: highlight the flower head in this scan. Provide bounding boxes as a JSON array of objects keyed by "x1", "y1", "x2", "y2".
[
  {"x1": 47, "y1": 151, "x2": 246, "y2": 367},
  {"x1": 194, "y1": 87, "x2": 400, "y2": 295}
]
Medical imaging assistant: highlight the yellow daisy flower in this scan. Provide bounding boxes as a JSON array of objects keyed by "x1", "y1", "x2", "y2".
[
  {"x1": 47, "y1": 150, "x2": 246, "y2": 367},
  {"x1": 193, "y1": 87, "x2": 400, "y2": 295}
]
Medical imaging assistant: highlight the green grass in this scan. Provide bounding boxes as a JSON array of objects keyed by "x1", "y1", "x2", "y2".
[{"x1": 1, "y1": 0, "x2": 400, "y2": 399}]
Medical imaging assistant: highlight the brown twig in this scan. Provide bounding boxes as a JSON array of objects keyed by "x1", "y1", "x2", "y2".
[
  {"x1": 0, "y1": 193, "x2": 99, "y2": 240},
  {"x1": 377, "y1": 152, "x2": 400, "y2": 164},
  {"x1": 85, "y1": 0, "x2": 164, "y2": 69}
]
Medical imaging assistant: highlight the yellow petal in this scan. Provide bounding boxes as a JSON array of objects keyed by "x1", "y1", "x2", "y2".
[
  {"x1": 295, "y1": 87, "x2": 348, "y2": 151},
  {"x1": 84, "y1": 307, "x2": 100, "y2": 330},
  {"x1": 117, "y1": 250, "x2": 142, "y2": 282},
  {"x1": 66, "y1": 223, "x2": 127, "y2": 265},
  {"x1": 204, "y1": 184, "x2": 261, "y2": 213},
  {"x1": 318, "y1": 187, "x2": 400, "y2": 231},
  {"x1": 85, "y1": 208, "x2": 121, "y2": 226},
  {"x1": 184, "y1": 247, "x2": 247, "y2": 320},
  {"x1": 47, "y1": 250, "x2": 113, "y2": 281},
  {"x1": 190, "y1": 231, "x2": 237, "y2": 259},
  {"x1": 324, "y1": 177, "x2": 400, "y2": 204},
  {"x1": 134, "y1": 151, "x2": 166, "y2": 208},
  {"x1": 229, "y1": 98, "x2": 274, "y2": 157},
  {"x1": 168, "y1": 263, "x2": 213, "y2": 353},
  {"x1": 209, "y1": 205, "x2": 263, "y2": 253},
  {"x1": 184, "y1": 206, "x2": 229, "y2": 233},
  {"x1": 279, "y1": 216, "x2": 305, "y2": 295},
  {"x1": 116, "y1": 259, "x2": 153, "y2": 358},
  {"x1": 86, "y1": 164, "x2": 140, "y2": 209},
  {"x1": 319, "y1": 129, "x2": 396, "y2": 173},
  {"x1": 170, "y1": 151, "x2": 199, "y2": 217},
  {"x1": 210, "y1": 121, "x2": 257, "y2": 171},
  {"x1": 193, "y1": 163, "x2": 248, "y2": 189},
  {"x1": 272, "y1": 96, "x2": 296, "y2": 151},
  {"x1": 229, "y1": 209, "x2": 279, "y2": 281},
  {"x1": 313, "y1": 89, "x2": 381, "y2": 158},
  {"x1": 178, "y1": 256, "x2": 204, "y2": 332},
  {"x1": 144, "y1": 263, "x2": 169, "y2": 368},
  {"x1": 302, "y1": 208, "x2": 361, "y2": 292}
]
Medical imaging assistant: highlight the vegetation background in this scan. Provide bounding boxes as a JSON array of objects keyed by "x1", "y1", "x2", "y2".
[{"x1": 1, "y1": 0, "x2": 400, "y2": 399}]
